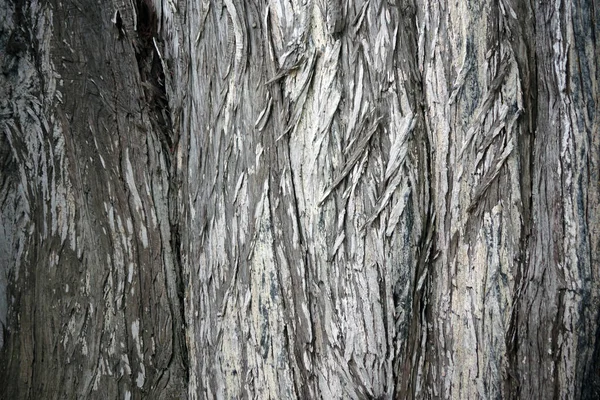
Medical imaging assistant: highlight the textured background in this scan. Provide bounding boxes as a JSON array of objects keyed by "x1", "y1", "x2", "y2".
[{"x1": 0, "y1": 0, "x2": 598, "y2": 398}]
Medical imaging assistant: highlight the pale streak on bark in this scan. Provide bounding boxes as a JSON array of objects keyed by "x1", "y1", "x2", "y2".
[
  {"x1": 155, "y1": 0, "x2": 427, "y2": 398},
  {"x1": 420, "y1": 0, "x2": 523, "y2": 397}
]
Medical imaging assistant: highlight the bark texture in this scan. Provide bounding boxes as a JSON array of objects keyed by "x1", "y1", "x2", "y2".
[{"x1": 0, "y1": 0, "x2": 598, "y2": 399}]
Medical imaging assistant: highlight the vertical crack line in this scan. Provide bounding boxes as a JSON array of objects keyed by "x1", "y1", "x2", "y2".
[
  {"x1": 133, "y1": 0, "x2": 189, "y2": 387},
  {"x1": 168, "y1": 186, "x2": 189, "y2": 380}
]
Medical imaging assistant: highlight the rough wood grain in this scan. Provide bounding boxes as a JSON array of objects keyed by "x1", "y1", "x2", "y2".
[{"x1": 0, "y1": 0, "x2": 598, "y2": 399}]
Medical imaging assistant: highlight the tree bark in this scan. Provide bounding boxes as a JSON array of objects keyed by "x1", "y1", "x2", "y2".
[{"x1": 0, "y1": 0, "x2": 598, "y2": 399}]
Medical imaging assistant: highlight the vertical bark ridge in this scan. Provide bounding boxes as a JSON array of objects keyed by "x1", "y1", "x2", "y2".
[
  {"x1": 1, "y1": 0, "x2": 189, "y2": 398},
  {"x1": 514, "y1": 1, "x2": 600, "y2": 398},
  {"x1": 158, "y1": 0, "x2": 429, "y2": 398},
  {"x1": 420, "y1": 0, "x2": 526, "y2": 397}
]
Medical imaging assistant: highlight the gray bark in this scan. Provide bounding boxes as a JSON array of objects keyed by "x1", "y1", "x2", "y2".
[{"x1": 0, "y1": 0, "x2": 598, "y2": 399}]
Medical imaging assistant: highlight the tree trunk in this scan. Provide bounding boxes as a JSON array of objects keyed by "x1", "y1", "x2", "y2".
[{"x1": 0, "y1": 0, "x2": 598, "y2": 399}]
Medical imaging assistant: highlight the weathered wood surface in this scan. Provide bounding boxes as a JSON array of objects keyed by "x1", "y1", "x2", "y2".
[{"x1": 0, "y1": 0, "x2": 598, "y2": 399}]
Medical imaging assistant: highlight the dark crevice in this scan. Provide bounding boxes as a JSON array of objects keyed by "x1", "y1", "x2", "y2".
[
  {"x1": 134, "y1": 0, "x2": 175, "y2": 163},
  {"x1": 132, "y1": 0, "x2": 189, "y2": 390},
  {"x1": 503, "y1": 0, "x2": 538, "y2": 396},
  {"x1": 581, "y1": 307, "x2": 600, "y2": 399},
  {"x1": 392, "y1": 3, "x2": 435, "y2": 397}
]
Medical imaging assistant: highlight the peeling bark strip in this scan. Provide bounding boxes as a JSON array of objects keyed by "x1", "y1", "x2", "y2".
[{"x1": 0, "y1": 0, "x2": 598, "y2": 399}]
